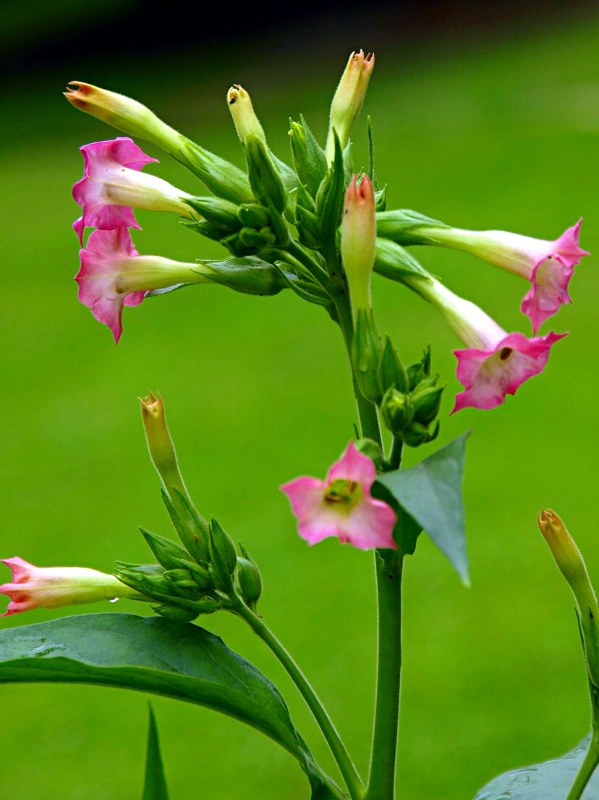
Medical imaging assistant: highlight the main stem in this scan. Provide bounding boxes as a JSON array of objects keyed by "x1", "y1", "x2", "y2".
[
  {"x1": 567, "y1": 733, "x2": 599, "y2": 800},
  {"x1": 237, "y1": 603, "x2": 363, "y2": 799},
  {"x1": 334, "y1": 288, "x2": 404, "y2": 799}
]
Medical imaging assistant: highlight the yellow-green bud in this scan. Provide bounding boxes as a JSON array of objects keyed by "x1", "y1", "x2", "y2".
[
  {"x1": 325, "y1": 50, "x2": 375, "y2": 163},
  {"x1": 227, "y1": 85, "x2": 266, "y2": 144},
  {"x1": 140, "y1": 393, "x2": 187, "y2": 498}
]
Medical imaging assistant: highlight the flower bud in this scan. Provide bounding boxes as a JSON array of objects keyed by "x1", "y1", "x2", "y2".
[
  {"x1": 209, "y1": 519, "x2": 238, "y2": 595},
  {"x1": 140, "y1": 393, "x2": 187, "y2": 498},
  {"x1": 244, "y1": 134, "x2": 288, "y2": 215},
  {"x1": 164, "y1": 568, "x2": 202, "y2": 599},
  {"x1": 0, "y1": 558, "x2": 142, "y2": 616},
  {"x1": 411, "y1": 379, "x2": 445, "y2": 425},
  {"x1": 378, "y1": 336, "x2": 409, "y2": 395},
  {"x1": 238, "y1": 203, "x2": 271, "y2": 228},
  {"x1": 289, "y1": 117, "x2": 327, "y2": 198},
  {"x1": 185, "y1": 197, "x2": 242, "y2": 232},
  {"x1": 352, "y1": 309, "x2": 383, "y2": 404},
  {"x1": 227, "y1": 85, "x2": 266, "y2": 144},
  {"x1": 140, "y1": 528, "x2": 192, "y2": 570},
  {"x1": 238, "y1": 226, "x2": 276, "y2": 250},
  {"x1": 341, "y1": 175, "x2": 376, "y2": 318},
  {"x1": 402, "y1": 420, "x2": 439, "y2": 448},
  {"x1": 381, "y1": 387, "x2": 414, "y2": 435},
  {"x1": 326, "y1": 50, "x2": 375, "y2": 162},
  {"x1": 236, "y1": 556, "x2": 262, "y2": 611},
  {"x1": 152, "y1": 604, "x2": 200, "y2": 622}
]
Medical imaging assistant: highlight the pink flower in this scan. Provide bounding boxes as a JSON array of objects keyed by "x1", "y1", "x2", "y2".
[
  {"x1": 280, "y1": 442, "x2": 397, "y2": 550},
  {"x1": 428, "y1": 220, "x2": 588, "y2": 333},
  {"x1": 76, "y1": 228, "x2": 203, "y2": 343},
  {"x1": 453, "y1": 330, "x2": 566, "y2": 412},
  {"x1": 0, "y1": 557, "x2": 140, "y2": 616},
  {"x1": 406, "y1": 275, "x2": 567, "y2": 412},
  {"x1": 73, "y1": 137, "x2": 194, "y2": 243}
]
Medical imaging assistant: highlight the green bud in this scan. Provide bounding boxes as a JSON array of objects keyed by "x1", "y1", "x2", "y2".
[
  {"x1": 325, "y1": 51, "x2": 375, "y2": 163},
  {"x1": 376, "y1": 209, "x2": 449, "y2": 246},
  {"x1": 115, "y1": 563, "x2": 172, "y2": 596},
  {"x1": 220, "y1": 232, "x2": 252, "y2": 257},
  {"x1": 164, "y1": 568, "x2": 201, "y2": 599},
  {"x1": 227, "y1": 85, "x2": 266, "y2": 144},
  {"x1": 185, "y1": 197, "x2": 241, "y2": 231},
  {"x1": 402, "y1": 420, "x2": 440, "y2": 448},
  {"x1": 295, "y1": 206, "x2": 322, "y2": 250},
  {"x1": 289, "y1": 116, "x2": 328, "y2": 198},
  {"x1": 245, "y1": 134, "x2": 287, "y2": 214},
  {"x1": 185, "y1": 219, "x2": 228, "y2": 242},
  {"x1": 238, "y1": 203, "x2": 271, "y2": 228},
  {"x1": 407, "y1": 346, "x2": 432, "y2": 391},
  {"x1": 411, "y1": 381, "x2": 445, "y2": 425},
  {"x1": 236, "y1": 557, "x2": 263, "y2": 611},
  {"x1": 352, "y1": 309, "x2": 384, "y2": 404},
  {"x1": 355, "y1": 438, "x2": 384, "y2": 470},
  {"x1": 210, "y1": 518, "x2": 237, "y2": 592},
  {"x1": 238, "y1": 226, "x2": 276, "y2": 249},
  {"x1": 153, "y1": 604, "x2": 199, "y2": 623},
  {"x1": 197, "y1": 256, "x2": 287, "y2": 296},
  {"x1": 378, "y1": 336, "x2": 409, "y2": 395},
  {"x1": 140, "y1": 528, "x2": 191, "y2": 570},
  {"x1": 381, "y1": 387, "x2": 414, "y2": 435}
]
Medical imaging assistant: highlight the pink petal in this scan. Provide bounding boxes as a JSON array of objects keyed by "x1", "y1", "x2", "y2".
[
  {"x1": 280, "y1": 476, "x2": 327, "y2": 520},
  {"x1": 327, "y1": 442, "x2": 377, "y2": 488},
  {"x1": 343, "y1": 498, "x2": 397, "y2": 550},
  {"x1": 80, "y1": 137, "x2": 157, "y2": 175}
]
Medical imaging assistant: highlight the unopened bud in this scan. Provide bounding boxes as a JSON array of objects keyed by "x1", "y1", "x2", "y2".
[
  {"x1": 209, "y1": 519, "x2": 237, "y2": 593},
  {"x1": 185, "y1": 197, "x2": 242, "y2": 232},
  {"x1": 411, "y1": 380, "x2": 445, "y2": 425},
  {"x1": 164, "y1": 568, "x2": 202, "y2": 599},
  {"x1": 236, "y1": 556, "x2": 263, "y2": 611},
  {"x1": 352, "y1": 309, "x2": 384, "y2": 403},
  {"x1": 238, "y1": 226, "x2": 276, "y2": 250},
  {"x1": 378, "y1": 336, "x2": 409, "y2": 395},
  {"x1": 245, "y1": 134, "x2": 287, "y2": 214},
  {"x1": 140, "y1": 394, "x2": 187, "y2": 498},
  {"x1": 402, "y1": 420, "x2": 439, "y2": 448},
  {"x1": 342, "y1": 175, "x2": 376, "y2": 318},
  {"x1": 153, "y1": 604, "x2": 199, "y2": 622},
  {"x1": 289, "y1": 117, "x2": 328, "y2": 198},
  {"x1": 227, "y1": 85, "x2": 266, "y2": 144},
  {"x1": 326, "y1": 50, "x2": 375, "y2": 162},
  {"x1": 140, "y1": 528, "x2": 192, "y2": 570},
  {"x1": 238, "y1": 203, "x2": 271, "y2": 228},
  {"x1": 381, "y1": 387, "x2": 414, "y2": 435}
]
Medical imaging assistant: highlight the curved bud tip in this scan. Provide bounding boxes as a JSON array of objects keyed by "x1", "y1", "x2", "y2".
[{"x1": 64, "y1": 81, "x2": 92, "y2": 110}]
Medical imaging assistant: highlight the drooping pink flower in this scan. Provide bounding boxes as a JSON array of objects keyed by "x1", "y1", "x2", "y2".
[
  {"x1": 72, "y1": 137, "x2": 194, "y2": 243},
  {"x1": 404, "y1": 275, "x2": 567, "y2": 412},
  {"x1": 0, "y1": 557, "x2": 140, "y2": 616},
  {"x1": 280, "y1": 442, "x2": 397, "y2": 550},
  {"x1": 76, "y1": 228, "x2": 203, "y2": 343},
  {"x1": 424, "y1": 220, "x2": 588, "y2": 332},
  {"x1": 453, "y1": 330, "x2": 566, "y2": 412}
]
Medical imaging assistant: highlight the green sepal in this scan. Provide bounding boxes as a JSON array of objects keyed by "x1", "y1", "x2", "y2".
[
  {"x1": 139, "y1": 528, "x2": 192, "y2": 570},
  {"x1": 161, "y1": 488, "x2": 210, "y2": 564},
  {"x1": 296, "y1": 206, "x2": 323, "y2": 250},
  {"x1": 185, "y1": 196, "x2": 241, "y2": 230},
  {"x1": 199, "y1": 256, "x2": 288, "y2": 296},
  {"x1": 142, "y1": 706, "x2": 170, "y2": 800},
  {"x1": 316, "y1": 133, "x2": 346, "y2": 268},
  {"x1": 177, "y1": 137, "x2": 253, "y2": 205},
  {"x1": 238, "y1": 203, "x2": 271, "y2": 228},
  {"x1": 183, "y1": 219, "x2": 227, "y2": 242},
  {"x1": 238, "y1": 226, "x2": 276, "y2": 249},
  {"x1": 374, "y1": 238, "x2": 431, "y2": 282},
  {"x1": 376, "y1": 209, "x2": 450, "y2": 245},
  {"x1": 374, "y1": 186, "x2": 387, "y2": 212},
  {"x1": 374, "y1": 433, "x2": 470, "y2": 582},
  {"x1": 407, "y1": 345, "x2": 432, "y2": 390},
  {"x1": 209, "y1": 518, "x2": 237, "y2": 574},
  {"x1": 289, "y1": 116, "x2": 328, "y2": 198},
  {"x1": 274, "y1": 265, "x2": 332, "y2": 308},
  {"x1": 245, "y1": 134, "x2": 287, "y2": 214},
  {"x1": 235, "y1": 556, "x2": 263, "y2": 611},
  {"x1": 352, "y1": 309, "x2": 384, "y2": 404},
  {"x1": 152, "y1": 603, "x2": 199, "y2": 622},
  {"x1": 378, "y1": 336, "x2": 409, "y2": 395}
]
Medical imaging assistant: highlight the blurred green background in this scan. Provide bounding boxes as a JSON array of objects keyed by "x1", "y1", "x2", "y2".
[{"x1": 2, "y1": 4, "x2": 599, "y2": 798}]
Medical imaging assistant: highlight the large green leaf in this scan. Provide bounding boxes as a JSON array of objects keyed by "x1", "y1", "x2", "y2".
[
  {"x1": 375, "y1": 433, "x2": 470, "y2": 582},
  {"x1": 474, "y1": 737, "x2": 599, "y2": 799},
  {"x1": 0, "y1": 613, "x2": 341, "y2": 799},
  {"x1": 142, "y1": 706, "x2": 169, "y2": 800}
]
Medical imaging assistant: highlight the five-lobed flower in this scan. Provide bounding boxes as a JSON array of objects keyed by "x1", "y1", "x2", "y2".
[{"x1": 280, "y1": 442, "x2": 397, "y2": 550}]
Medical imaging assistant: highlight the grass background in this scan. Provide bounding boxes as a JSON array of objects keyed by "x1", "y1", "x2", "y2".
[{"x1": 2, "y1": 9, "x2": 599, "y2": 798}]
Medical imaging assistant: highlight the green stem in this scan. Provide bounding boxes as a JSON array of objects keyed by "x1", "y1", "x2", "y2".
[
  {"x1": 237, "y1": 602, "x2": 364, "y2": 800},
  {"x1": 365, "y1": 551, "x2": 403, "y2": 800},
  {"x1": 387, "y1": 437, "x2": 404, "y2": 472},
  {"x1": 567, "y1": 731, "x2": 599, "y2": 800}
]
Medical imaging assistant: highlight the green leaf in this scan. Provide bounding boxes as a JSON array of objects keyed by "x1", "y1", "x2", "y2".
[
  {"x1": 375, "y1": 433, "x2": 470, "y2": 582},
  {"x1": 0, "y1": 613, "x2": 340, "y2": 798},
  {"x1": 142, "y1": 705, "x2": 169, "y2": 800},
  {"x1": 474, "y1": 737, "x2": 599, "y2": 799}
]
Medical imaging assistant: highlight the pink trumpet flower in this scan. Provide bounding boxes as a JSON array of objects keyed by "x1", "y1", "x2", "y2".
[
  {"x1": 429, "y1": 220, "x2": 588, "y2": 332},
  {"x1": 76, "y1": 228, "x2": 208, "y2": 343},
  {"x1": 72, "y1": 137, "x2": 195, "y2": 242},
  {"x1": 0, "y1": 557, "x2": 141, "y2": 616},
  {"x1": 410, "y1": 275, "x2": 566, "y2": 412},
  {"x1": 281, "y1": 442, "x2": 397, "y2": 550}
]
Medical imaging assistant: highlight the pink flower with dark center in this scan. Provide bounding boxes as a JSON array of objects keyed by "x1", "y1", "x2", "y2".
[
  {"x1": 76, "y1": 228, "x2": 204, "y2": 343},
  {"x1": 73, "y1": 137, "x2": 156, "y2": 242},
  {"x1": 453, "y1": 331, "x2": 566, "y2": 412},
  {"x1": 0, "y1": 557, "x2": 140, "y2": 616},
  {"x1": 280, "y1": 442, "x2": 397, "y2": 550}
]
